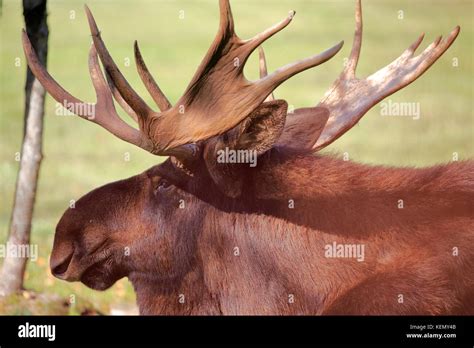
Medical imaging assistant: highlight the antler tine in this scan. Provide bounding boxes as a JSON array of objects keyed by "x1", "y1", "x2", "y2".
[
  {"x1": 258, "y1": 46, "x2": 268, "y2": 78},
  {"x1": 243, "y1": 11, "x2": 295, "y2": 56},
  {"x1": 312, "y1": 0, "x2": 460, "y2": 150},
  {"x1": 258, "y1": 46, "x2": 275, "y2": 101},
  {"x1": 87, "y1": 45, "x2": 148, "y2": 146},
  {"x1": 84, "y1": 5, "x2": 155, "y2": 125},
  {"x1": 218, "y1": 0, "x2": 235, "y2": 36},
  {"x1": 344, "y1": 0, "x2": 362, "y2": 78},
  {"x1": 134, "y1": 41, "x2": 172, "y2": 111},
  {"x1": 405, "y1": 33, "x2": 425, "y2": 57},
  {"x1": 257, "y1": 41, "x2": 344, "y2": 95},
  {"x1": 104, "y1": 70, "x2": 139, "y2": 123},
  {"x1": 22, "y1": 30, "x2": 85, "y2": 115}
]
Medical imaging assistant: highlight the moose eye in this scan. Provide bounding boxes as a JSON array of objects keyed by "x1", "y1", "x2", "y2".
[{"x1": 156, "y1": 179, "x2": 173, "y2": 193}]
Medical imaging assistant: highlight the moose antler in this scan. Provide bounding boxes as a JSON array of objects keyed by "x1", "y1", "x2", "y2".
[
  {"x1": 259, "y1": 47, "x2": 275, "y2": 102},
  {"x1": 23, "y1": 1, "x2": 343, "y2": 158},
  {"x1": 313, "y1": 0, "x2": 459, "y2": 150},
  {"x1": 134, "y1": 41, "x2": 172, "y2": 112}
]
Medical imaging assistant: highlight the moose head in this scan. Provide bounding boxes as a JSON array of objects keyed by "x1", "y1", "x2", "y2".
[{"x1": 24, "y1": 1, "x2": 470, "y2": 315}]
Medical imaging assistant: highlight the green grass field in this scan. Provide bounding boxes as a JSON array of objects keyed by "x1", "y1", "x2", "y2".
[{"x1": 0, "y1": 0, "x2": 473, "y2": 314}]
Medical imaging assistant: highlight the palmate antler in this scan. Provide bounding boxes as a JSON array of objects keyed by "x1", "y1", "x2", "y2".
[
  {"x1": 258, "y1": 0, "x2": 459, "y2": 152},
  {"x1": 22, "y1": 0, "x2": 342, "y2": 159},
  {"x1": 313, "y1": 0, "x2": 460, "y2": 150}
]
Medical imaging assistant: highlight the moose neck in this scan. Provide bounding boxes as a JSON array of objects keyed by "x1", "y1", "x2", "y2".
[
  {"x1": 130, "y1": 154, "x2": 472, "y2": 315},
  {"x1": 252, "y1": 153, "x2": 472, "y2": 238}
]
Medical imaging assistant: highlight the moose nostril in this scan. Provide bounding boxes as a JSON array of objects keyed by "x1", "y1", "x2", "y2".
[{"x1": 52, "y1": 253, "x2": 73, "y2": 276}]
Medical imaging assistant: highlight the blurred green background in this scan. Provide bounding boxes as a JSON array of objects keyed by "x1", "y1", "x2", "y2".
[{"x1": 0, "y1": 0, "x2": 472, "y2": 314}]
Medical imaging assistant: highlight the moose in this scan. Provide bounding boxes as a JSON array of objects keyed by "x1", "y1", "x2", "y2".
[{"x1": 23, "y1": 0, "x2": 473, "y2": 315}]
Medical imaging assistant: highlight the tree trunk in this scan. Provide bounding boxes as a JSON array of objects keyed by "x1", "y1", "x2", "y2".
[{"x1": 0, "y1": 0, "x2": 48, "y2": 296}]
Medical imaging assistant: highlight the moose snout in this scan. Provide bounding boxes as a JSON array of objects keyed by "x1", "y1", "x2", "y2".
[
  {"x1": 50, "y1": 235, "x2": 80, "y2": 281},
  {"x1": 50, "y1": 251, "x2": 74, "y2": 279}
]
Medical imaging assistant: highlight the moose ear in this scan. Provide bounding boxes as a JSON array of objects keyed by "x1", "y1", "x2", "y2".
[
  {"x1": 275, "y1": 107, "x2": 330, "y2": 152},
  {"x1": 234, "y1": 99, "x2": 288, "y2": 154},
  {"x1": 203, "y1": 100, "x2": 288, "y2": 198}
]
